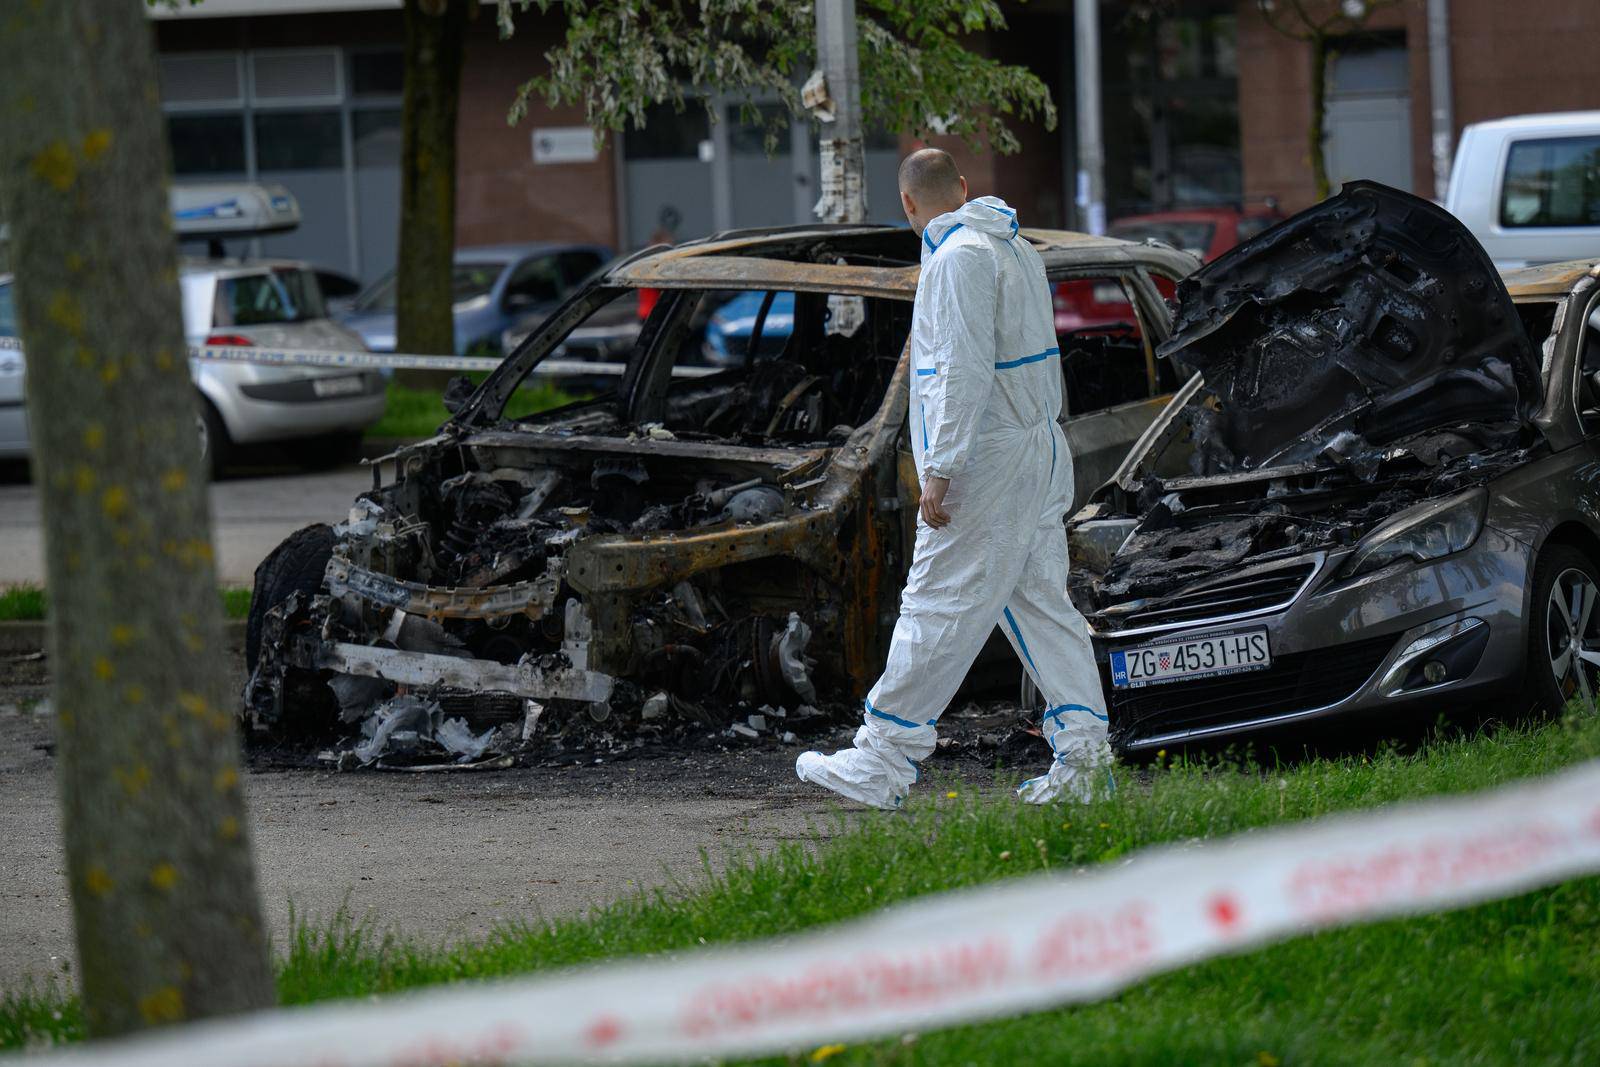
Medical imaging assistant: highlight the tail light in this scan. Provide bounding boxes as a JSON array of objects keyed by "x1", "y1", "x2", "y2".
[{"x1": 205, "y1": 333, "x2": 253, "y2": 347}]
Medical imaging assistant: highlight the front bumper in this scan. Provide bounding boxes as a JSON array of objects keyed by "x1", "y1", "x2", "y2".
[{"x1": 1094, "y1": 526, "x2": 1532, "y2": 752}]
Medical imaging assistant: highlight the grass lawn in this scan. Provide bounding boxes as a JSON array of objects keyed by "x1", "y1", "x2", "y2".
[
  {"x1": 4, "y1": 714, "x2": 1599, "y2": 1063},
  {"x1": 0, "y1": 586, "x2": 251, "y2": 622},
  {"x1": 365, "y1": 378, "x2": 582, "y2": 440}
]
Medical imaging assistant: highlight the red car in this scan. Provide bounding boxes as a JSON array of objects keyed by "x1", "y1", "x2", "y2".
[{"x1": 1053, "y1": 206, "x2": 1283, "y2": 336}]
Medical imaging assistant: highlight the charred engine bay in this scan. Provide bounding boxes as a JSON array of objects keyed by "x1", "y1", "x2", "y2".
[
  {"x1": 1071, "y1": 183, "x2": 1547, "y2": 631},
  {"x1": 1071, "y1": 438, "x2": 1537, "y2": 627}
]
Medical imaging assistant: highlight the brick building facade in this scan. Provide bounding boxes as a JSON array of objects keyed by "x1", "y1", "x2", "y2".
[{"x1": 149, "y1": 0, "x2": 1600, "y2": 285}]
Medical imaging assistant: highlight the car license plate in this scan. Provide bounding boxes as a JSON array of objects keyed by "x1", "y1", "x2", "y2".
[
  {"x1": 312, "y1": 375, "x2": 364, "y2": 398},
  {"x1": 1109, "y1": 628, "x2": 1270, "y2": 689}
]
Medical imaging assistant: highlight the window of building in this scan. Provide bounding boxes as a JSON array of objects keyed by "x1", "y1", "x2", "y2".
[
  {"x1": 1501, "y1": 136, "x2": 1600, "y2": 228},
  {"x1": 160, "y1": 45, "x2": 405, "y2": 283},
  {"x1": 168, "y1": 114, "x2": 247, "y2": 175},
  {"x1": 350, "y1": 50, "x2": 404, "y2": 97},
  {"x1": 1101, "y1": 6, "x2": 1240, "y2": 219},
  {"x1": 253, "y1": 111, "x2": 343, "y2": 170}
]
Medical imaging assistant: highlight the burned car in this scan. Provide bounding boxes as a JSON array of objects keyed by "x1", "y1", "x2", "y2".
[
  {"x1": 1066, "y1": 180, "x2": 1600, "y2": 754},
  {"x1": 245, "y1": 224, "x2": 1197, "y2": 757}
]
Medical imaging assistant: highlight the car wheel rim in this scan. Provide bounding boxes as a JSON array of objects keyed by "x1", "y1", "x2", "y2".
[
  {"x1": 1546, "y1": 567, "x2": 1600, "y2": 707},
  {"x1": 196, "y1": 412, "x2": 209, "y2": 460}
]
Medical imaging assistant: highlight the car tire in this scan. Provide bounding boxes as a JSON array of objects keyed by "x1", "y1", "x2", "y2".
[
  {"x1": 1526, "y1": 543, "x2": 1600, "y2": 715},
  {"x1": 246, "y1": 522, "x2": 335, "y2": 672},
  {"x1": 197, "y1": 398, "x2": 231, "y2": 479}
]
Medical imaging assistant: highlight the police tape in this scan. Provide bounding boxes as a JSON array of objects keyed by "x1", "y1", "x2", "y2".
[
  {"x1": 12, "y1": 758, "x2": 1600, "y2": 1067},
  {"x1": 0, "y1": 337, "x2": 720, "y2": 379}
]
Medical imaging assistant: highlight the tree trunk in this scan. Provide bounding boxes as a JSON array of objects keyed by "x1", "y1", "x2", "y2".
[
  {"x1": 0, "y1": 0, "x2": 274, "y2": 1036},
  {"x1": 1308, "y1": 33, "x2": 1332, "y2": 202},
  {"x1": 396, "y1": 0, "x2": 471, "y2": 387}
]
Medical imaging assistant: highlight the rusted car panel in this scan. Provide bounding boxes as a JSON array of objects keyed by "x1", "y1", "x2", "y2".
[{"x1": 245, "y1": 224, "x2": 1198, "y2": 759}]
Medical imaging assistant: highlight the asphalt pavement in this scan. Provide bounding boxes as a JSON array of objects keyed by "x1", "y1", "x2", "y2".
[{"x1": 0, "y1": 463, "x2": 370, "y2": 588}]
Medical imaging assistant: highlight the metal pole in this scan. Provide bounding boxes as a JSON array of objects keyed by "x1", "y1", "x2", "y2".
[
  {"x1": 1073, "y1": 0, "x2": 1105, "y2": 234},
  {"x1": 812, "y1": 0, "x2": 866, "y2": 224},
  {"x1": 1427, "y1": 0, "x2": 1455, "y2": 204}
]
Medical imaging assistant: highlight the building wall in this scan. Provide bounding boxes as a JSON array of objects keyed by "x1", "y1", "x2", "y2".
[
  {"x1": 156, "y1": 8, "x2": 619, "y2": 257},
  {"x1": 1448, "y1": 0, "x2": 1600, "y2": 128},
  {"x1": 1236, "y1": 0, "x2": 1600, "y2": 214},
  {"x1": 1235, "y1": 0, "x2": 1426, "y2": 213},
  {"x1": 454, "y1": 15, "x2": 619, "y2": 250}
]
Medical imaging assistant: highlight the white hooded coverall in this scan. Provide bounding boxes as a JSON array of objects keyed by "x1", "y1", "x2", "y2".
[{"x1": 796, "y1": 196, "x2": 1111, "y2": 809}]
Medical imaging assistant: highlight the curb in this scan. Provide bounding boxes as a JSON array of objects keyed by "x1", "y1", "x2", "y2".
[{"x1": 0, "y1": 619, "x2": 248, "y2": 657}]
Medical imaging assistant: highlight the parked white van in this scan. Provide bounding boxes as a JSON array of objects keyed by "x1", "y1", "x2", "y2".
[{"x1": 1445, "y1": 111, "x2": 1600, "y2": 269}]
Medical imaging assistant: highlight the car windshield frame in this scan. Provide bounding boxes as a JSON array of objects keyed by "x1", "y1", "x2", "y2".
[{"x1": 452, "y1": 274, "x2": 917, "y2": 434}]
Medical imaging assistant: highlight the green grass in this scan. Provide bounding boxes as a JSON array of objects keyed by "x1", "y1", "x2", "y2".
[
  {"x1": 365, "y1": 378, "x2": 583, "y2": 440},
  {"x1": 0, "y1": 586, "x2": 251, "y2": 622},
  {"x1": 6, "y1": 715, "x2": 1600, "y2": 1063},
  {"x1": 0, "y1": 586, "x2": 46, "y2": 622}
]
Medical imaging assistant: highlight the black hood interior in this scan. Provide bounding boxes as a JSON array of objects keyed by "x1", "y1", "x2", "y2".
[{"x1": 1158, "y1": 181, "x2": 1540, "y2": 472}]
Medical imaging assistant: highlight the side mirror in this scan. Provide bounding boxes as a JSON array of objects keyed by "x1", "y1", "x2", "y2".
[{"x1": 441, "y1": 374, "x2": 476, "y2": 415}]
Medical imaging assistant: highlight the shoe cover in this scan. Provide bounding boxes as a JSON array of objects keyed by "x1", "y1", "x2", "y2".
[
  {"x1": 1016, "y1": 741, "x2": 1115, "y2": 805},
  {"x1": 795, "y1": 726, "x2": 920, "y2": 810}
]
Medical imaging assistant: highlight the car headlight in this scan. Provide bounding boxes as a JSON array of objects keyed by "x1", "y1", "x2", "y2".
[{"x1": 1340, "y1": 488, "x2": 1487, "y2": 578}]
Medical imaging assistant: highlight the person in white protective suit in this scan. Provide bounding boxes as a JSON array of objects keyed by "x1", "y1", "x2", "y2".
[{"x1": 795, "y1": 148, "x2": 1112, "y2": 809}]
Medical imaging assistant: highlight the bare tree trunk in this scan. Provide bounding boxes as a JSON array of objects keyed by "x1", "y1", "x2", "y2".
[
  {"x1": 1308, "y1": 33, "x2": 1332, "y2": 201},
  {"x1": 396, "y1": 0, "x2": 470, "y2": 386},
  {"x1": 0, "y1": 0, "x2": 273, "y2": 1036}
]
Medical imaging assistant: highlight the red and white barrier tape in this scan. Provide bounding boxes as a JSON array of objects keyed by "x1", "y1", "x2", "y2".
[
  {"x1": 0, "y1": 337, "x2": 720, "y2": 379},
  {"x1": 13, "y1": 759, "x2": 1600, "y2": 1067}
]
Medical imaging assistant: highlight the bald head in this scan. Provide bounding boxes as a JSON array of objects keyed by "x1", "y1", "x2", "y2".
[{"x1": 898, "y1": 148, "x2": 967, "y2": 236}]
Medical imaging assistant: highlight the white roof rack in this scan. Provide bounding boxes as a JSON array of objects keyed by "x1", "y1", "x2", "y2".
[{"x1": 170, "y1": 182, "x2": 300, "y2": 239}]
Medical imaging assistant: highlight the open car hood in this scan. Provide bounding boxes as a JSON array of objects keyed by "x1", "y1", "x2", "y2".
[{"x1": 1157, "y1": 181, "x2": 1541, "y2": 472}]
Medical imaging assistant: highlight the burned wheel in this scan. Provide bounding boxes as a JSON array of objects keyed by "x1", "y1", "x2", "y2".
[
  {"x1": 1529, "y1": 544, "x2": 1600, "y2": 715},
  {"x1": 246, "y1": 523, "x2": 335, "y2": 671}
]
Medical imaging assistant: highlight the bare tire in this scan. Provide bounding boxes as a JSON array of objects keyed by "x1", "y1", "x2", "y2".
[
  {"x1": 1527, "y1": 543, "x2": 1600, "y2": 715},
  {"x1": 197, "y1": 398, "x2": 231, "y2": 478},
  {"x1": 246, "y1": 523, "x2": 335, "y2": 672}
]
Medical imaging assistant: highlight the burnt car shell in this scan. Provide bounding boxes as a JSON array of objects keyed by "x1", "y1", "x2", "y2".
[
  {"x1": 245, "y1": 224, "x2": 1198, "y2": 749},
  {"x1": 1069, "y1": 182, "x2": 1600, "y2": 753}
]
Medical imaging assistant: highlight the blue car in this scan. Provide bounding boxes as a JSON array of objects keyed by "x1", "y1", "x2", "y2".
[
  {"x1": 340, "y1": 242, "x2": 612, "y2": 356},
  {"x1": 702, "y1": 290, "x2": 795, "y2": 366}
]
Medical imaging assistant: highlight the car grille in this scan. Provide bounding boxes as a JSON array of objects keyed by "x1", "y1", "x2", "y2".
[
  {"x1": 1107, "y1": 633, "x2": 1396, "y2": 745},
  {"x1": 1097, "y1": 559, "x2": 1317, "y2": 633}
]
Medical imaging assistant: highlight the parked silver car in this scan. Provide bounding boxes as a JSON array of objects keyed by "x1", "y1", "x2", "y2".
[
  {"x1": 182, "y1": 260, "x2": 385, "y2": 472},
  {"x1": 0, "y1": 261, "x2": 386, "y2": 472},
  {"x1": 1066, "y1": 182, "x2": 1600, "y2": 753}
]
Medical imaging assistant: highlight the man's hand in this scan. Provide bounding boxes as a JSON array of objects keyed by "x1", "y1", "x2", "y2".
[{"x1": 919, "y1": 476, "x2": 953, "y2": 528}]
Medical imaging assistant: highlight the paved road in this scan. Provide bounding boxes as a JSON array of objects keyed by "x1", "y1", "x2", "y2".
[{"x1": 0, "y1": 464, "x2": 370, "y2": 587}]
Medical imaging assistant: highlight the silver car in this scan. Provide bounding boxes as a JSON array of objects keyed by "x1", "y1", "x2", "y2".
[
  {"x1": 0, "y1": 262, "x2": 386, "y2": 472},
  {"x1": 1065, "y1": 182, "x2": 1600, "y2": 754}
]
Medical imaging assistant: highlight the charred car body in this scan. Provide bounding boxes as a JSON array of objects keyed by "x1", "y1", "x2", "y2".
[
  {"x1": 1068, "y1": 181, "x2": 1600, "y2": 753},
  {"x1": 245, "y1": 225, "x2": 1197, "y2": 756}
]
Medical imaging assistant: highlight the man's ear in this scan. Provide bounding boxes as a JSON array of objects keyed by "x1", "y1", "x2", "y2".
[
  {"x1": 900, "y1": 188, "x2": 916, "y2": 216},
  {"x1": 958, "y1": 176, "x2": 968, "y2": 200}
]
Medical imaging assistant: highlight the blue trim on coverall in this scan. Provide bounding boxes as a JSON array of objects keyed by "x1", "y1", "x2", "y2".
[
  {"x1": 1003, "y1": 607, "x2": 1039, "y2": 673},
  {"x1": 914, "y1": 367, "x2": 937, "y2": 376},
  {"x1": 995, "y1": 346, "x2": 1060, "y2": 370},
  {"x1": 1045, "y1": 703, "x2": 1109, "y2": 725},
  {"x1": 865, "y1": 700, "x2": 935, "y2": 729},
  {"x1": 923, "y1": 222, "x2": 966, "y2": 254}
]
